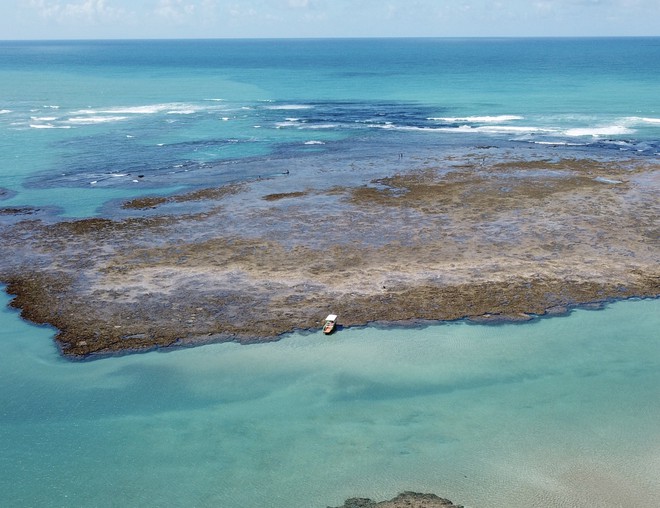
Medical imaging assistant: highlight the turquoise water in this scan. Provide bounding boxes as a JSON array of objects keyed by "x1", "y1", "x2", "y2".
[
  {"x1": 1, "y1": 39, "x2": 659, "y2": 506},
  {"x1": 2, "y1": 39, "x2": 660, "y2": 217},
  {"x1": 1, "y1": 290, "x2": 659, "y2": 507}
]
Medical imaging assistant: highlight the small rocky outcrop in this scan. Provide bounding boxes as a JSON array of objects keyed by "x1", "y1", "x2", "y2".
[{"x1": 330, "y1": 491, "x2": 463, "y2": 508}]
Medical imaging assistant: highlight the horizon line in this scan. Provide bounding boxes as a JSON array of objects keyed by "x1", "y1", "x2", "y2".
[{"x1": 2, "y1": 35, "x2": 660, "y2": 43}]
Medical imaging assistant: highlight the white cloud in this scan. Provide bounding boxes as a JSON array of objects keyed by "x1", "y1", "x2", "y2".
[
  {"x1": 8, "y1": 0, "x2": 660, "y2": 39},
  {"x1": 534, "y1": 1, "x2": 555, "y2": 14},
  {"x1": 155, "y1": 0, "x2": 196, "y2": 22},
  {"x1": 28, "y1": 0, "x2": 126, "y2": 23}
]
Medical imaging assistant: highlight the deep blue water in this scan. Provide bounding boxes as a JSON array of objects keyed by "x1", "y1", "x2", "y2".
[{"x1": 0, "y1": 39, "x2": 659, "y2": 507}]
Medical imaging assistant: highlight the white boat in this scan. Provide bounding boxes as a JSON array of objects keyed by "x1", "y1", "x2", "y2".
[{"x1": 322, "y1": 314, "x2": 337, "y2": 335}]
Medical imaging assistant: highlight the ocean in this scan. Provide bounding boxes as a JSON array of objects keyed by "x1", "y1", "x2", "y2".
[
  {"x1": 0, "y1": 38, "x2": 659, "y2": 507},
  {"x1": 2, "y1": 38, "x2": 660, "y2": 216}
]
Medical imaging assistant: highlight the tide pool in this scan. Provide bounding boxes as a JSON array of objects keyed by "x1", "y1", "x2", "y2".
[{"x1": 1, "y1": 290, "x2": 658, "y2": 507}]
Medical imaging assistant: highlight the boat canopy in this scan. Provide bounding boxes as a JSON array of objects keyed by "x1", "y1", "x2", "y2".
[{"x1": 325, "y1": 314, "x2": 337, "y2": 321}]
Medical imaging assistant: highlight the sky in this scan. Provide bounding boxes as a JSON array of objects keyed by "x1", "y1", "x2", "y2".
[{"x1": 3, "y1": 0, "x2": 660, "y2": 40}]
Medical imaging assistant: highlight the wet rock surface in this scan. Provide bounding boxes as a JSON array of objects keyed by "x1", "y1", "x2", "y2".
[
  {"x1": 329, "y1": 492, "x2": 462, "y2": 508},
  {"x1": 1, "y1": 153, "x2": 658, "y2": 358},
  {"x1": 0, "y1": 207, "x2": 40, "y2": 215}
]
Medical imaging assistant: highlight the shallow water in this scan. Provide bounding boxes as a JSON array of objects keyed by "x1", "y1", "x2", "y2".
[{"x1": 1, "y1": 292, "x2": 658, "y2": 507}]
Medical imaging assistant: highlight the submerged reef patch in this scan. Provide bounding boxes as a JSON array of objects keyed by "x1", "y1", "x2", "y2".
[{"x1": 0, "y1": 187, "x2": 18, "y2": 201}]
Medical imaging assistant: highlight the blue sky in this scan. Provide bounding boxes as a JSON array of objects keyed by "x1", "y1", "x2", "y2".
[{"x1": 4, "y1": 0, "x2": 660, "y2": 39}]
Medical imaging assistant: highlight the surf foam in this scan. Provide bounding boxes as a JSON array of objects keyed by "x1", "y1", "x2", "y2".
[
  {"x1": 564, "y1": 126, "x2": 634, "y2": 137},
  {"x1": 429, "y1": 115, "x2": 524, "y2": 123}
]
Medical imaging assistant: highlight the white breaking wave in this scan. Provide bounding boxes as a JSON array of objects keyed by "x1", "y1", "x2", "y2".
[
  {"x1": 109, "y1": 103, "x2": 192, "y2": 114},
  {"x1": 29, "y1": 124, "x2": 71, "y2": 129},
  {"x1": 564, "y1": 126, "x2": 634, "y2": 137},
  {"x1": 73, "y1": 103, "x2": 212, "y2": 116},
  {"x1": 429, "y1": 115, "x2": 524, "y2": 123},
  {"x1": 266, "y1": 104, "x2": 313, "y2": 110},
  {"x1": 303, "y1": 124, "x2": 339, "y2": 129},
  {"x1": 473, "y1": 125, "x2": 555, "y2": 134},
  {"x1": 531, "y1": 141, "x2": 587, "y2": 146},
  {"x1": 275, "y1": 121, "x2": 299, "y2": 128},
  {"x1": 377, "y1": 124, "x2": 554, "y2": 135},
  {"x1": 624, "y1": 116, "x2": 660, "y2": 125},
  {"x1": 66, "y1": 116, "x2": 129, "y2": 125},
  {"x1": 304, "y1": 140, "x2": 325, "y2": 145},
  {"x1": 321, "y1": 117, "x2": 641, "y2": 140},
  {"x1": 0, "y1": 109, "x2": 12, "y2": 114}
]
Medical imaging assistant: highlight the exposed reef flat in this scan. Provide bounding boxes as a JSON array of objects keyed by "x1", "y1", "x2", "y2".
[
  {"x1": 330, "y1": 492, "x2": 463, "y2": 508},
  {"x1": 1, "y1": 152, "x2": 658, "y2": 358}
]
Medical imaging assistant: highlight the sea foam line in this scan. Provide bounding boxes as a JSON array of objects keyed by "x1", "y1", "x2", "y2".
[
  {"x1": 530, "y1": 141, "x2": 588, "y2": 146},
  {"x1": 428, "y1": 115, "x2": 524, "y2": 123},
  {"x1": 373, "y1": 124, "x2": 555, "y2": 135},
  {"x1": 72, "y1": 102, "x2": 218, "y2": 116},
  {"x1": 625, "y1": 116, "x2": 660, "y2": 125},
  {"x1": 29, "y1": 124, "x2": 72, "y2": 129},
  {"x1": 276, "y1": 120, "x2": 299, "y2": 127},
  {"x1": 473, "y1": 125, "x2": 554, "y2": 134},
  {"x1": 564, "y1": 126, "x2": 635, "y2": 137},
  {"x1": 265, "y1": 104, "x2": 313, "y2": 110},
  {"x1": 66, "y1": 116, "x2": 129, "y2": 125},
  {"x1": 376, "y1": 122, "x2": 636, "y2": 138}
]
